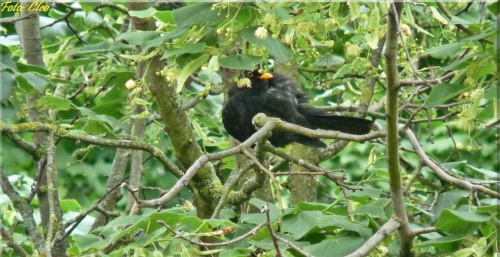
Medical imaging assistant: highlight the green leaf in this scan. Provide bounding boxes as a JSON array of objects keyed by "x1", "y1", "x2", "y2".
[
  {"x1": 103, "y1": 215, "x2": 144, "y2": 229},
  {"x1": 442, "y1": 53, "x2": 478, "y2": 70},
  {"x1": 71, "y1": 42, "x2": 112, "y2": 55},
  {"x1": 60, "y1": 58, "x2": 100, "y2": 67},
  {"x1": 218, "y1": 55, "x2": 262, "y2": 70},
  {"x1": 241, "y1": 27, "x2": 292, "y2": 61},
  {"x1": 177, "y1": 54, "x2": 210, "y2": 93},
  {"x1": 117, "y1": 31, "x2": 162, "y2": 46},
  {"x1": 303, "y1": 237, "x2": 364, "y2": 257},
  {"x1": 179, "y1": 216, "x2": 211, "y2": 233},
  {"x1": 73, "y1": 234, "x2": 109, "y2": 252},
  {"x1": 318, "y1": 214, "x2": 372, "y2": 238},
  {"x1": 141, "y1": 35, "x2": 170, "y2": 52},
  {"x1": 423, "y1": 43, "x2": 461, "y2": 59},
  {"x1": 353, "y1": 204, "x2": 387, "y2": 219},
  {"x1": 329, "y1": 2, "x2": 341, "y2": 18},
  {"x1": 465, "y1": 164, "x2": 498, "y2": 178},
  {"x1": 282, "y1": 211, "x2": 324, "y2": 239},
  {"x1": 172, "y1": 2, "x2": 227, "y2": 29},
  {"x1": 0, "y1": 48, "x2": 17, "y2": 71},
  {"x1": 78, "y1": 2, "x2": 97, "y2": 14},
  {"x1": 16, "y1": 63, "x2": 50, "y2": 75},
  {"x1": 487, "y1": 1, "x2": 500, "y2": 15},
  {"x1": 331, "y1": 64, "x2": 351, "y2": 81},
  {"x1": 484, "y1": 85, "x2": 498, "y2": 99},
  {"x1": 129, "y1": 7, "x2": 157, "y2": 18},
  {"x1": 155, "y1": 11, "x2": 174, "y2": 24},
  {"x1": 77, "y1": 107, "x2": 127, "y2": 131},
  {"x1": 365, "y1": 6, "x2": 380, "y2": 49},
  {"x1": 349, "y1": 2, "x2": 360, "y2": 21},
  {"x1": 432, "y1": 190, "x2": 469, "y2": 218},
  {"x1": 435, "y1": 209, "x2": 491, "y2": 234},
  {"x1": 82, "y1": 119, "x2": 111, "y2": 135},
  {"x1": 60, "y1": 199, "x2": 81, "y2": 212},
  {"x1": 453, "y1": 248, "x2": 477, "y2": 257},
  {"x1": 220, "y1": 248, "x2": 254, "y2": 257},
  {"x1": 425, "y1": 83, "x2": 467, "y2": 108},
  {"x1": 416, "y1": 234, "x2": 467, "y2": 247},
  {"x1": 1, "y1": 71, "x2": 15, "y2": 103},
  {"x1": 241, "y1": 199, "x2": 280, "y2": 225},
  {"x1": 37, "y1": 96, "x2": 72, "y2": 111},
  {"x1": 162, "y1": 43, "x2": 206, "y2": 59},
  {"x1": 235, "y1": 6, "x2": 257, "y2": 25},
  {"x1": 461, "y1": 30, "x2": 495, "y2": 42},
  {"x1": 430, "y1": 6, "x2": 448, "y2": 24},
  {"x1": 16, "y1": 72, "x2": 51, "y2": 93},
  {"x1": 314, "y1": 55, "x2": 345, "y2": 67}
]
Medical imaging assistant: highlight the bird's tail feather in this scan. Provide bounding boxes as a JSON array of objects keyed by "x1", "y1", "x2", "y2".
[{"x1": 302, "y1": 108, "x2": 374, "y2": 135}]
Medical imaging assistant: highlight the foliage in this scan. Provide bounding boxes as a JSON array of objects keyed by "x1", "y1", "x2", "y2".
[{"x1": 0, "y1": 1, "x2": 498, "y2": 257}]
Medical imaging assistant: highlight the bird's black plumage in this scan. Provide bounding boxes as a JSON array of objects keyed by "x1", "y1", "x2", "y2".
[{"x1": 222, "y1": 70, "x2": 373, "y2": 148}]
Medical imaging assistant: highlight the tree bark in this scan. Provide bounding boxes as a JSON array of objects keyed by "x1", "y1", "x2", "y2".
[
  {"x1": 275, "y1": 62, "x2": 320, "y2": 204},
  {"x1": 128, "y1": 2, "x2": 221, "y2": 218},
  {"x1": 385, "y1": 2, "x2": 415, "y2": 257}
]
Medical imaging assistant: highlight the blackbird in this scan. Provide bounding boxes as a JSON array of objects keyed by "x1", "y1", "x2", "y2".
[{"x1": 222, "y1": 69, "x2": 374, "y2": 148}]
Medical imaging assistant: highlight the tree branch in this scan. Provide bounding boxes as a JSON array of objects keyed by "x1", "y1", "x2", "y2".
[
  {"x1": 399, "y1": 71, "x2": 455, "y2": 87},
  {"x1": 138, "y1": 120, "x2": 277, "y2": 208},
  {"x1": 0, "y1": 122, "x2": 183, "y2": 179},
  {"x1": 158, "y1": 220, "x2": 266, "y2": 247},
  {"x1": 385, "y1": 2, "x2": 414, "y2": 256},
  {"x1": 345, "y1": 218, "x2": 401, "y2": 257},
  {"x1": 0, "y1": 225, "x2": 29, "y2": 257},
  {"x1": 0, "y1": 169, "x2": 45, "y2": 255},
  {"x1": 253, "y1": 113, "x2": 385, "y2": 142},
  {"x1": 404, "y1": 128, "x2": 500, "y2": 198}
]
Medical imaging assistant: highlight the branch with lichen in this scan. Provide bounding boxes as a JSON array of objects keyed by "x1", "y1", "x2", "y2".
[
  {"x1": 1, "y1": 169, "x2": 45, "y2": 255},
  {"x1": 253, "y1": 113, "x2": 385, "y2": 142},
  {"x1": 138, "y1": 120, "x2": 278, "y2": 209},
  {"x1": 0, "y1": 122, "x2": 183, "y2": 179}
]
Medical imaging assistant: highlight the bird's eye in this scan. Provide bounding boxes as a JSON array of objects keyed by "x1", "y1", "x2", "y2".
[{"x1": 247, "y1": 72, "x2": 254, "y2": 77}]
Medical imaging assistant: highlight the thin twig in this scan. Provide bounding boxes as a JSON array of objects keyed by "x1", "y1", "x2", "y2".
[
  {"x1": 410, "y1": 227, "x2": 438, "y2": 238},
  {"x1": 345, "y1": 218, "x2": 401, "y2": 257},
  {"x1": 0, "y1": 13, "x2": 35, "y2": 24},
  {"x1": 262, "y1": 204, "x2": 283, "y2": 257},
  {"x1": 405, "y1": 128, "x2": 500, "y2": 198},
  {"x1": 158, "y1": 220, "x2": 266, "y2": 247},
  {"x1": 391, "y1": 2, "x2": 428, "y2": 85},
  {"x1": 0, "y1": 225, "x2": 28, "y2": 257},
  {"x1": 399, "y1": 72, "x2": 455, "y2": 87},
  {"x1": 51, "y1": 176, "x2": 128, "y2": 246}
]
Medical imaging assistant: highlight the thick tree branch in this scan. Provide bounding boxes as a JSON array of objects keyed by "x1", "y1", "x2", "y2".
[
  {"x1": 253, "y1": 113, "x2": 385, "y2": 142},
  {"x1": 138, "y1": 120, "x2": 277, "y2": 208},
  {"x1": 2, "y1": 130, "x2": 39, "y2": 158},
  {"x1": 0, "y1": 122, "x2": 183, "y2": 179},
  {"x1": 211, "y1": 163, "x2": 255, "y2": 218},
  {"x1": 91, "y1": 148, "x2": 129, "y2": 230},
  {"x1": 385, "y1": 2, "x2": 414, "y2": 257}
]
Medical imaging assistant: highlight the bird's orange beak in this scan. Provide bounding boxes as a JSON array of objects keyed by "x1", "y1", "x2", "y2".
[{"x1": 260, "y1": 72, "x2": 273, "y2": 80}]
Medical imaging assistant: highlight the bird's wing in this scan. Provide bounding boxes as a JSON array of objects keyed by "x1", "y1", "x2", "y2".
[
  {"x1": 263, "y1": 88, "x2": 314, "y2": 128},
  {"x1": 269, "y1": 73, "x2": 310, "y2": 104}
]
